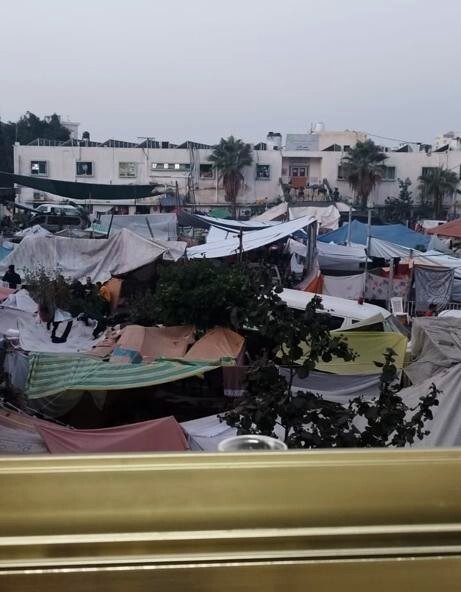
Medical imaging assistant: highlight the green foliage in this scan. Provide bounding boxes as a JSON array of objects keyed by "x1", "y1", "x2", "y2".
[
  {"x1": 223, "y1": 349, "x2": 441, "y2": 448},
  {"x1": 341, "y1": 140, "x2": 388, "y2": 210},
  {"x1": 208, "y1": 136, "x2": 253, "y2": 216},
  {"x1": 418, "y1": 166, "x2": 459, "y2": 218},
  {"x1": 0, "y1": 112, "x2": 70, "y2": 177},
  {"x1": 24, "y1": 268, "x2": 72, "y2": 310},
  {"x1": 384, "y1": 178, "x2": 414, "y2": 223}
]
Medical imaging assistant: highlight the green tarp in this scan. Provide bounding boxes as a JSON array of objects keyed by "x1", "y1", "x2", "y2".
[
  {"x1": 0, "y1": 172, "x2": 163, "y2": 200},
  {"x1": 26, "y1": 354, "x2": 219, "y2": 398}
]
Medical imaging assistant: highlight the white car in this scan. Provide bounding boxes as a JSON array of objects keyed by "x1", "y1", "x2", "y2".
[{"x1": 280, "y1": 288, "x2": 408, "y2": 335}]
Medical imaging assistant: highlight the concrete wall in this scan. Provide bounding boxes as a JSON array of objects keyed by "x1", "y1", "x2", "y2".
[{"x1": 14, "y1": 144, "x2": 282, "y2": 207}]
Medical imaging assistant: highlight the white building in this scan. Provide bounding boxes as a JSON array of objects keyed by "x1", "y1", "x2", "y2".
[
  {"x1": 13, "y1": 134, "x2": 282, "y2": 214},
  {"x1": 281, "y1": 127, "x2": 461, "y2": 207},
  {"x1": 12, "y1": 120, "x2": 461, "y2": 214}
]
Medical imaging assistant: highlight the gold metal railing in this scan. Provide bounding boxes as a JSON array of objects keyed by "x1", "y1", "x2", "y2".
[{"x1": 1, "y1": 448, "x2": 461, "y2": 590}]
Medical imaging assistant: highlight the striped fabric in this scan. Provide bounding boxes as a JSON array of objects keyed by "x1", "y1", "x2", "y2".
[{"x1": 26, "y1": 354, "x2": 219, "y2": 399}]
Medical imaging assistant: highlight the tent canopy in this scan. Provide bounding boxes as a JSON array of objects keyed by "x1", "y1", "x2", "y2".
[
  {"x1": 0, "y1": 171, "x2": 163, "y2": 200},
  {"x1": 187, "y1": 216, "x2": 315, "y2": 259},
  {"x1": 427, "y1": 218, "x2": 461, "y2": 239},
  {"x1": 0, "y1": 228, "x2": 168, "y2": 283},
  {"x1": 319, "y1": 220, "x2": 430, "y2": 250},
  {"x1": 289, "y1": 205, "x2": 340, "y2": 230}
]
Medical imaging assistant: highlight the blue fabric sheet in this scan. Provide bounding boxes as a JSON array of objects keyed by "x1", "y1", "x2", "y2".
[{"x1": 318, "y1": 220, "x2": 430, "y2": 250}]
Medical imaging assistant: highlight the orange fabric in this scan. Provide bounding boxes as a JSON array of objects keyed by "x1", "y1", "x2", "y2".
[
  {"x1": 304, "y1": 273, "x2": 324, "y2": 294},
  {"x1": 427, "y1": 219, "x2": 461, "y2": 238},
  {"x1": 111, "y1": 325, "x2": 196, "y2": 364},
  {"x1": 184, "y1": 327, "x2": 244, "y2": 362},
  {"x1": 100, "y1": 278, "x2": 123, "y2": 312}
]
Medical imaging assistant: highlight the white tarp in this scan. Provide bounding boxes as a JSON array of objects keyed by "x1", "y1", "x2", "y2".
[
  {"x1": 0, "y1": 228, "x2": 167, "y2": 283},
  {"x1": 405, "y1": 317, "x2": 461, "y2": 384},
  {"x1": 196, "y1": 214, "x2": 274, "y2": 230},
  {"x1": 187, "y1": 216, "x2": 315, "y2": 259},
  {"x1": 99, "y1": 214, "x2": 178, "y2": 241},
  {"x1": 14, "y1": 225, "x2": 51, "y2": 238},
  {"x1": 317, "y1": 241, "x2": 368, "y2": 271},
  {"x1": 0, "y1": 308, "x2": 35, "y2": 336},
  {"x1": 323, "y1": 274, "x2": 365, "y2": 300},
  {"x1": 289, "y1": 205, "x2": 340, "y2": 230},
  {"x1": 252, "y1": 202, "x2": 288, "y2": 222},
  {"x1": 17, "y1": 317, "x2": 98, "y2": 353},
  {"x1": 2, "y1": 290, "x2": 38, "y2": 313}
]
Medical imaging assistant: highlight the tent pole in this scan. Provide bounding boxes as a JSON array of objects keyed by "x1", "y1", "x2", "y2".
[
  {"x1": 347, "y1": 207, "x2": 352, "y2": 246},
  {"x1": 107, "y1": 213, "x2": 114, "y2": 239},
  {"x1": 145, "y1": 216, "x2": 154, "y2": 239},
  {"x1": 362, "y1": 208, "x2": 372, "y2": 299}
]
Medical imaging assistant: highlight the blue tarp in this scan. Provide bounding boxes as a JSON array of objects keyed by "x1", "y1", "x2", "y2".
[
  {"x1": 0, "y1": 245, "x2": 13, "y2": 262},
  {"x1": 318, "y1": 220, "x2": 430, "y2": 250}
]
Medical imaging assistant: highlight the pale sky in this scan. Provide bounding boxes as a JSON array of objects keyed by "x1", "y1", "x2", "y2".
[{"x1": 1, "y1": 0, "x2": 460, "y2": 145}]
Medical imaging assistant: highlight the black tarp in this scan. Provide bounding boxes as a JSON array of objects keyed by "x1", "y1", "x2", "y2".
[{"x1": 0, "y1": 172, "x2": 164, "y2": 200}]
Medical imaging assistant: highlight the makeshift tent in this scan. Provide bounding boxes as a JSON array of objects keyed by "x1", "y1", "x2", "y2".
[
  {"x1": 405, "y1": 317, "x2": 461, "y2": 384},
  {"x1": 92, "y1": 213, "x2": 178, "y2": 241},
  {"x1": 313, "y1": 331, "x2": 407, "y2": 375},
  {"x1": 36, "y1": 416, "x2": 188, "y2": 453},
  {"x1": 0, "y1": 244, "x2": 14, "y2": 262},
  {"x1": 110, "y1": 325, "x2": 196, "y2": 364},
  {"x1": 0, "y1": 171, "x2": 162, "y2": 200},
  {"x1": 184, "y1": 327, "x2": 245, "y2": 362},
  {"x1": 289, "y1": 205, "x2": 340, "y2": 230},
  {"x1": 2, "y1": 290, "x2": 38, "y2": 313},
  {"x1": 252, "y1": 202, "x2": 288, "y2": 222},
  {"x1": 323, "y1": 274, "x2": 364, "y2": 300},
  {"x1": 317, "y1": 241, "x2": 367, "y2": 271},
  {"x1": 0, "y1": 228, "x2": 167, "y2": 283},
  {"x1": 187, "y1": 216, "x2": 315, "y2": 259},
  {"x1": 318, "y1": 220, "x2": 430, "y2": 250},
  {"x1": 25, "y1": 353, "x2": 220, "y2": 398},
  {"x1": 414, "y1": 265, "x2": 454, "y2": 311},
  {"x1": 0, "y1": 307, "x2": 35, "y2": 336},
  {"x1": 193, "y1": 214, "x2": 274, "y2": 231},
  {"x1": 427, "y1": 218, "x2": 461, "y2": 239},
  {"x1": 0, "y1": 287, "x2": 15, "y2": 303},
  {"x1": 14, "y1": 225, "x2": 51, "y2": 238},
  {"x1": 17, "y1": 317, "x2": 98, "y2": 354}
]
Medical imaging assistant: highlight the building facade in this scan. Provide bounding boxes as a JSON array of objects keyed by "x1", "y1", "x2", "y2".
[{"x1": 12, "y1": 122, "x2": 461, "y2": 213}]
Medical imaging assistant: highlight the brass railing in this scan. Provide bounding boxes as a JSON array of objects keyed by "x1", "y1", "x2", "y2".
[{"x1": 1, "y1": 449, "x2": 461, "y2": 590}]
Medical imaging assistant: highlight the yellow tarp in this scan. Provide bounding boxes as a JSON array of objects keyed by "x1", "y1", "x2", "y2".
[{"x1": 314, "y1": 331, "x2": 408, "y2": 375}]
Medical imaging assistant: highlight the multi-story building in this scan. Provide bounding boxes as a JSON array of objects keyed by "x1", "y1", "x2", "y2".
[
  {"x1": 12, "y1": 120, "x2": 461, "y2": 214},
  {"x1": 13, "y1": 129, "x2": 282, "y2": 214}
]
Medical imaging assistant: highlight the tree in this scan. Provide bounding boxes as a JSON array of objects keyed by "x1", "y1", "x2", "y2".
[
  {"x1": 208, "y1": 136, "x2": 253, "y2": 217},
  {"x1": 224, "y1": 348, "x2": 441, "y2": 448},
  {"x1": 341, "y1": 140, "x2": 387, "y2": 210},
  {"x1": 384, "y1": 178, "x2": 414, "y2": 223},
  {"x1": 418, "y1": 166, "x2": 459, "y2": 218},
  {"x1": 0, "y1": 112, "x2": 71, "y2": 178}
]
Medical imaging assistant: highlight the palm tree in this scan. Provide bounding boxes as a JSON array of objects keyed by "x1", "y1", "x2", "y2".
[
  {"x1": 208, "y1": 136, "x2": 253, "y2": 217},
  {"x1": 341, "y1": 140, "x2": 387, "y2": 210},
  {"x1": 418, "y1": 167, "x2": 459, "y2": 218}
]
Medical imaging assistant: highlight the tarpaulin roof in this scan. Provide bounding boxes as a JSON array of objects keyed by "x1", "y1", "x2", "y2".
[
  {"x1": 252, "y1": 202, "x2": 288, "y2": 222},
  {"x1": 37, "y1": 416, "x2": 189, "y2": 453},
  {"x1": 427, "y1": 218, "x2": 461, "y2": 238},
  {"x1": 318, "y1": 220, "x2": 430, "y2": 249},
  {"x1": 317, "y1": 241, "x2": 368, "y2": 270},
  {"x1": 193, "y1": 214, "x2": 274, "y2": 231},
  {"x1": 289, "y1": 205, "x2": 340, "y2": 230},
  {"x1": 187, "y1": 216, "x2": 315, "y2": 259},
  {"x1": 25, "y1": 353, "x2": 220, "y2": 398},
  {"x1": 184, "y1": 327, "x2": 245, "y2": 362},
  {"x1": 99, "y1": 213, "x2": 178, "y2": 240},
  {"x1": 110, "y1": 325, "x2": 196, "y2": 364},
  {"x1": 0, "y1": 228, "x2": 168, "y2": 283},
  {"x1": 0, "y1": 172, "x2": 163, "y2": 200}
]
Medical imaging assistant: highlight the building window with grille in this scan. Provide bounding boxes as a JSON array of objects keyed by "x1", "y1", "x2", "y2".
[
  {"x1": 76, "y1": 161, "x2": 93, "y2": 176},
  {"x1": 256, "y1": 164, "x2": 271, "y2": 180},
  {"x1": 30, "y1": 161, "x2": 48, "y2": 176},
  {"x1": 119, "y1": 162, "x2": 137, "y2": 178},
  {"x1": 421, "y1": 166, "x2": 437, "y2": 178},
  {"x1": 382, "y1": 166, "x2": 396, "y2": 181},
  {"x1": 151, "y1": 163, "x2": 190, "y2": 172},
  {"x1": 200, "y1": 164, "x2": 214, "y2": 179},
  {"x1": 337, "y1": 165, "x2": 345, "y2": 180}
]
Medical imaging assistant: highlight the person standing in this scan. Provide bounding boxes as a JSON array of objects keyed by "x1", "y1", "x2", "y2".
[{"x1": 2, "y1": 265, "x2": 21, "y2": 289}]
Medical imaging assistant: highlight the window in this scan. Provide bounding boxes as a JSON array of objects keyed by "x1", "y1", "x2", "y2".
[
  {"x1": 382, "y1": 166, "x2": 396, "y2": 181},
  {"x1": 422, "y1": 166, "x2": 437, "y2": 178},
  {"x1": 337, "y1": 165, "x2": 345, "y2": 180},
  {"x1": 76, "y1": 161, "x2": 93, "y2": 176},
  {"x1": 290, "y1": 166, "x2": 307, "y2": 178},
  {"x1": 119, "y1": 162, "x2": 137, "y2": 178},
  {"x1": 256, "y1": 164, "x2": 271, "y2": 180},
  {"x1": 30, "y1": 161, "x2": 47, "y2": 176},
  {"x1": 200, "y1": 163, "x2": 214, "y2": 179},
  {"x1": 151, "y1": 163, "x2": 190, "y2": 172},
  {"x1": 343, "y1": 145, "x2": 350, "y2": 152}
]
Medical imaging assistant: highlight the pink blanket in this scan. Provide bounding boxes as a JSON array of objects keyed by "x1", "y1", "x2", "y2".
[{"x1": 36, "y1": 416, "x2": 189, "y2": 453}]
